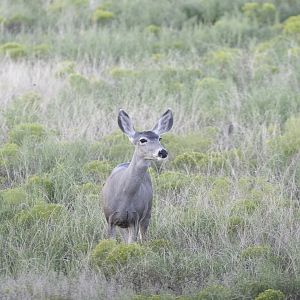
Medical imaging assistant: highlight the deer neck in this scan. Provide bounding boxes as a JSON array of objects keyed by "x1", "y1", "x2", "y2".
[{"x1": 122, "y1": 150, "x2": 150, "y2": 195}]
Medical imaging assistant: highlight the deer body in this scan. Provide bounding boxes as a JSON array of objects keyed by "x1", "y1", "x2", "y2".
[{"x1": 103, "y1": 110, "x2": 173, "y2": 243}]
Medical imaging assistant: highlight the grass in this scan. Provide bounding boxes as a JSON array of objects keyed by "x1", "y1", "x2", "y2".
[{"x1": 1, "y1": 0, "x2": 300, "y2": 299}]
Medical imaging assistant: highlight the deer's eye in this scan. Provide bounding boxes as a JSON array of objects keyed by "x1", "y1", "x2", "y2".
[
  {"x1": 139, "y1": 138, "x2": 148, "y2": 144},
  {"x1": 159, "y1": 137, "x2": 162, "y2": 141}
]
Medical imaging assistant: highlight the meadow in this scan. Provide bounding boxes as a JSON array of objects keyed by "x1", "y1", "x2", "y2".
[{"x1": 1, "y1": 0, "x2": 300, "y2": 299}]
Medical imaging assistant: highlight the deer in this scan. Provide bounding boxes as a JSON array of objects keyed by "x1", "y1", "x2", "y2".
[{"x1": 102, "y1": 109, "x2": 173, "y2": 244}]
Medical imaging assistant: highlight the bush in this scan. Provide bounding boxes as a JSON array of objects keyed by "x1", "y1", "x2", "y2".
[
  {"x1": 242, "y1": 3, "x2": 277, "y2": 24},
  {"x1": 154, "y1": 171, "x2": 190, "y2": 192},
  {"x1": 173, "y1": 151, "x2": 226, "y2": 172},
  {"x1": 91, "y1": 239, "x2": 117, "y2": 267},
  {"x1": 241, "y1": 245, "x2": 272, "y2": 260},
  {"x1": 68, "y1": 73, "x2": 91, "y2": 91},
  {"x1": 196, "y1": 284, "x2": 232, "y2": 300},
  {"x1": 227, "y1": 216, "x2": 245, "y2": 234},
  {"x1": 180, "y1": 209, "x2": 216, "y2": 237},
  {"x1": 196, "y1": 77, "x2": 225, "y2": 91},
  {"x1": 77, "y1": 182, "x2": 99, "y2": 195},
  {"x1": 26, "y1": 175, "x2": 55, "y2": 201},
  {"x1": 204, "y1": 48, "x2": 240, "y2": 69},
  {"x1": 162, "y1": 129, "x2": 218, "y2": 158},
  {"x1": 270, "y1": 115, "x2": 300, "y2": 158},
  {"x1": 92, "y1": 8, "x2": 114, "y2": 24},
  {"x1": 55, "y1": 61, "x2": 76, "y2": 78},
  {"x1": 110, "y1": 67, "x2": 139, "y2": 79},
  {"x1": 0, "y1": 143, "x2": 19, "y2": 168},
  {"x1": 232, "y1": 199, "x2": 261, "y2": 215},
  {"x1": 91, "y1": 240, "x2": 145, "y2": 272},
  {"x1": 106, "y1": 243, "x2": 145, "y2": 266},
  {"x1": 283, "y1": 15, "x2": 300, "y2": 35},
  {"x1": 4, "y1": 14, "x2": 34, "y2": 32},
  {"x1": 15, "y1": 202, "x2": 65, "y2": 225},
  {"x1": 94, "y1": 132, "x2": 132, "y2": 161},
  {"x1": 0, "y1": 187, "x2": 27, "y2": 207},
  {"x1": 83, "y1": 160, "x2": 112, "y2": 178},
  {"x1": 0, "y1": 42, "x2": 27, "y2": 59},
  {"x1": 145, "y1": 24, "x2": 161, "y2": 35},
  {"x1": 31, "y1": 44, "x2": 50, "y2": 58},
  {"x1": 9, "y1": 123, "x2": 47, "y2": 145},
  {"x1": 207, "y1": 176, "x2": 231, "y2": 204},
  {"x1": 48, "y1": 0, "x2": 89, "y2": 12},
  {"x1": 255, "y1": 289, "x2": 285, "y2": 300},
  {"x1": 4, "y1": 91, "x2": 42, "y2": 128},
  {"x1": 146, "y1": 239, "x2": 172, "y2": 253}
]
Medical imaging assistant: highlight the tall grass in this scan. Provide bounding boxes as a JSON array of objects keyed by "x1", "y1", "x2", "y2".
[{"x1": 1, "y1": 0, "x2": 300, "y2": 299}]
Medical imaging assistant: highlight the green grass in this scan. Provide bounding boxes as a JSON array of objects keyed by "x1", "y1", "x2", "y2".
[{"x1": 1, "y1": 0, "x2": 300, "y2": 299}]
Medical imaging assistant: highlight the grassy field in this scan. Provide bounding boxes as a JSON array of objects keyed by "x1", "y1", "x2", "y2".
[{"x1": 1, "y1": 0, "x2": 300, "y2": 299}]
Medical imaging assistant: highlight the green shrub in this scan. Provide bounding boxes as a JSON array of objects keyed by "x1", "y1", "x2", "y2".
[
  {"x1": 232, "y1": 199, "x2": 261, "y2": 215},
  {"x1": 241, "y1": 245, "x2": 272, "y2": 260},
  {"x1": 48, "y1": 0, "x2": 89, "y2": 12},
  {"x1": 91, "y1": 240, "x2": 145, "y2": 271},
  {"x1": 0, "y1": 143, "x2": 19, "y2": 167},
  {"x1": 110, "y1": 67, "x2": 139, "y2": 79},
  {"x1": 94, "y1": 132, "x2": 132, "y2": 161},
  {"x1": 207, "y1": 176, "x2": 231, "y2": 204},
  {"x1": 242, "y1": 3, "x2": 277, "y2": 24},
  {"x1": 283, "y1": 15, "x2": 300, "y2": 35},
  {"x1": 92, "y1": 8, "x2": 114, "y2": 24},
  {"x1": 83, "y1": 160, "x2": 112, "y2": 177},
  {"x1": 31, "y1": 44, "x2": 50, "y2": 58},
  {"x1": 145, "y1": 24, "x2": 161, "y2": 35},
  {"x1": 15, "y1": 202, "x2": 65, "y2": 225},
  {"x1": 0, "y1": 42, "x2": 27, "y2": 59},
  {"x1": 180, "y1": 209, "x2": 216, "y2": 237},
  {"x1": 154, "y1": 171, "x2": 190, "y2": 192},
  {"x1": 181, "y1": 1, "x2": 224, "y2": 24},
  {"x1": 227, "y1": 216, "x2": 245, "y2": 234},
  {"x1": 106, "y1": 243, "x2": 145, "y2": 266},
  {"x1": 162, "y1": 129, "x2": 218, "y2": 158},
  {"x1": 196, "y1": 77, "x2": 225, "y2": 91},
  {"x1": 270, "y1": 115, "x2": 300, "y2": 158},
  {"x1": 4, "y1": 14, "x2": 34, "y2": 32},
  {"x1": 55, "y1": 61, "x2": 76, "y2": 78},
  {"x1": 255, "y1": 289, "x2": 285, "y2": 300},
  {"x1": 68, "y1": 73, "x2": 91, "y2": 91},
  {"x1": 77, "y1": 182, "x2": 99, "y2": 195},
  {"x1": 0, "y1": 187, "x2": 27, "y2": 207},
  {"x1": 196, "y1": 284, "x2": 232, "y2": 300},
  {"x1": 146, "y1": 239, "x2": 172, "y2": 253},
  {"x1": 9, "y1": 123, "x2": 47, "y2": 145},
  {"x1": 4, "y1": 91, "x2": 42, "y2": 128},
  {"x1": 204, "y1": 48, "x2": 240, "y2": 68},
  {"x1": 26, "y1": 175, "x2": 55, "y2": 201},
  {"x1": 173, "y1": 151, "x2": 226, "y2": 172},
  {"x1": 91, "y1": 239, "x2": 117, "y2": 266}
]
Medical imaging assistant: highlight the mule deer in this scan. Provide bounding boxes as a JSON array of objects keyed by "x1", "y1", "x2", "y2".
[{"x1": 103, "y1": 109, "x2": 173, "y2": 243}]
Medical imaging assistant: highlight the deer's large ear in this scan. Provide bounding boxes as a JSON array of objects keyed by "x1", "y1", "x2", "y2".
[
  {"x1": 152, "y1": 109, "x2": 173, "y2": 135},
  {"x1": 118, "y1": 109, "x2": 136, "y2": 139}
]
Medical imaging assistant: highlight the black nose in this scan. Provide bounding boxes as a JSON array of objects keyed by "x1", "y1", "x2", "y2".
[{"x1": 158, "y1": 149, "x2": 168, "y2": 158}]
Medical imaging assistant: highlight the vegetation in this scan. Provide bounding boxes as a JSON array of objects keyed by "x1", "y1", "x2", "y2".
[{"x1": 0, "y1": 0, "x2": 300, "y2": 299}]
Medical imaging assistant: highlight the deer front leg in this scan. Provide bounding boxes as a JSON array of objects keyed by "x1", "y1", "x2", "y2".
[
  {"x1": 108, "y1": 223, "x2": 116, "y2": 239},
  {"x1": 119, "y1": 228, "x2": 129, "y2": 243},
  {"x1": 128, "y1": 221, "x2": 140, "y2": 244},
  {"x1": 139, "y1": 217, "x2": 150, "y2": 243},
  {"x1": 128, "y1": 226, "x2": 136, "y2": 244},
  {"x1": 108, "y1": 213, "x2": 117, "y2": 239}
]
